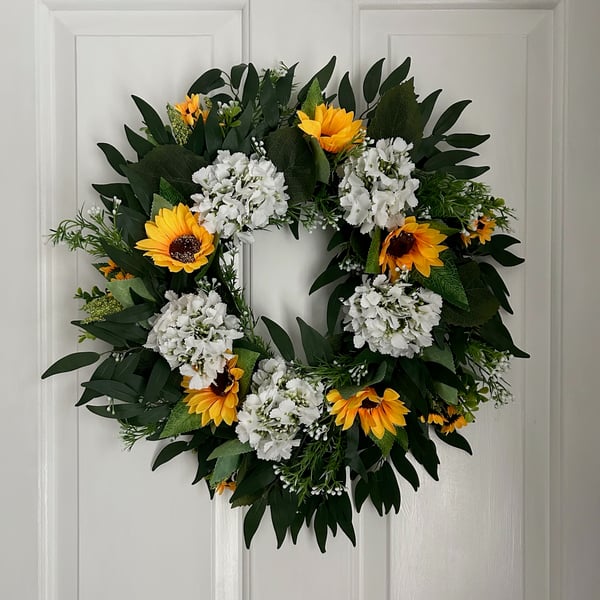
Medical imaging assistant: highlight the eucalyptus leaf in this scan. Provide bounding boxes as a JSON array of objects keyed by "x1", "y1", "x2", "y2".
[
  {"x1": 132, "y1": 95, "x2": 170, "y2": 145},
  {"x1": 362, "y1": 57, "x2": 385, "y2": 104},
  {"x1": 188, "y1": 68, "x2": 224, "y2": 95},
  {"x1": 261, "y1": 316, "x2": 295, "y2": 361},
  {"x1": 432, "y1": 99, "x2": 472, "y2": 135},
  {"x1": 42, "y1": 352, "x2": 101, "y2": 379},
  {"x1": 337, "y1": 72, "x2": 356, "y2": 113},
  {"x1": 97, "y1": 142, "x2": 127, "y2": 176}
]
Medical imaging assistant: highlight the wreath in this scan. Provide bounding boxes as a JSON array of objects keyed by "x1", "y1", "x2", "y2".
[{"x1": 43, "y1": 56, "x2": 527, "y2": 551}]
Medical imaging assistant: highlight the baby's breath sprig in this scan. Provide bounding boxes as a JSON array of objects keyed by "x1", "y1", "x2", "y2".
[{"x1": 49, "y1": 203, "x2": 128, "y2": 256}]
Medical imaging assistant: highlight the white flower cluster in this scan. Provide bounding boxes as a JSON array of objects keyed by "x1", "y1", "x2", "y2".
[
  {"x1": 236, "y1": 357, "x2": 324, "y2": 461},
  {"x1": 343, "y1": 274, "x2": 442, "y2": 358},
  {"x1": 191, "y1": 150, "x2": 289, "y2": 243},
  {"x1": 338, "y1": 137, "x2": 419, "y2": 233},
  {"x1": 145, "y1": 289, "x2": 243, "y2": 389}
]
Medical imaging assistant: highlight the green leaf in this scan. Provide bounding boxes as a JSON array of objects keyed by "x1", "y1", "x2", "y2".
[
  {"x1": 243, "y1": 496, "x2": 268, "y2": 549},
  {"x1": 433, "y1": 381, "x2": 458, "y2": 404},
  {"x1": 435, "y1": 429, "x2": 473, "y2": 454},
  {"x1": 265, "y1": 127, "x2": 316, "y2": 204},
  {"x1": 363, "y1": 57, "x2": 385, "y2": 104},
  {"x1": 412, "y1": 254, "x2": 468, "y2": 309},
  {"x1": 307, "y1": 136, "x2": 330, "y2": 183},
  {"x1": 143, "y1": 357, "x2": 172, "y2": 405},
  {"x1": 208, "y1": 439, "x2": 252, "y2": 460},
  {"x1": 301, "y1": 78, "x2": 323, "y2": 119},
  {"x1": 259, "y1": 73, "x2": 279, "y2": 128},
  {"x1": 159, "y1": 401, "x2": 201, "y2": 439},
  {"x1": 124, "y1": 124, "x2": 154, "y2": 159},
  {"x1": 203, "y1": 107, "x2": 223, "y2": 159},
  {"x1": 370, "y1": 429, "x2": 396, "y2": 457},
  {"x1": 445, "y1": 133, "x2": 490, "y2": 149},
  {"x1": 379, "y1": 57, "x2": 411, "y2": 96},
  {"x1": 423, "y1": 150, "x2": 478, "y2": 171},
  {"x1": 80, "y1": 379, "x2": 139, "y2": 403},
  {"x1": 186, "y1": 116, "x2": 206, "y2": 155},
  {"x1": 337, "y1": 72, "x2": 355, "y2": 113},
  {"x1": 432, "y1": 99, "x2": 472, "y2": 135},
  {"x1": 296, "y1": 318, "x2": 332, "y2": 365},
  {"x1": 327, "y1": 280, "x2": 355, "y2": 335},
  {"x1": 419, "y1": 89, "x2": 443, "y2": 127},
  {"x1": 390, "y1": 446, "x2": 420, "y2": 491},
  {"x1": 376, "y1": 462, "x2": 401, "y2": 513},
  {"x1": 76, "y1": 356, "x2": 117, "y2": 406},
  {"x1": 210, "y1": 454, "x2": 240, "y2": 485},
  {"x1": 230, "y1": 63, "x2": 247, "y2": 89},
  {"x1": 159, "y1": 177, "x2": 185, "y2": 205},
  {"x1": 233, "y1": 461, "x2": 275, "y2": 501},
  {"x1": 107, "y1": 278, "x2": 156, "y2": 308},
  {"x1": 150, "y1": 193, "x2": 174, "y2": 219},
  {"x1": 365, "y1": 227, "x2": 382, "y2": 274},
  {"x1": 188, "y1": 68, "x2": 224, "y2": 95},
  {"x1": 132, "y1": 95, "x2": 170, "y2": 145},
  {"x1": 442, "y1": 288, "x2": 500, "y2": 327},
  {"x1": 241, "y1": 63, "x2": 259, "y2": 106},
  {"x1": 261, "y1": 316, "x2": 295, "y2": 361},
  {"x1": 152, "y1": 440, "x2": 189, "y2": 470},
  {"x1": 269, "y1": 487, "x2": 298, "y2": 548},
  {"x1": 422, "y1": 343, "x2": 455, "y2": 372},
  {"x1": 313, "y1": 503, "x2": 329, "y2": 553},
  {"x1": 444, "y1": 165, "x2": 489, "y2": 179},
  {"x1": 479, "y1": 314, "x2": 529, "y2": 358},
  {"x1": 42, "y1": 351, "x2": 101, "y2": 379},
  {"x1": 479, "y1": 262, "x2": 513, "y2": 314},
  {"x1": 297, "y1": 56, "x2": 336, "y2": 104},
  {"x1": 367, "y1": 78, "x2": 423, "y2": 145},
  {"x1": 309, "y1": 261, "x2": 345, "y2": 295},
  {"x1": 275, "y1": 63, "x2": 297, "y2": 106},
  {"x1": 235, "y1": 347, "x2": 261, "y2": 398},
  {"x1": 103, "y1": 303, "x2": 155, "y2": 324},
  {"x1": 406, "y1": 418, "x2": 439, "y2": 481},
  {"x1": 97, "y1": 142, "x2": 127, "y2": 176}
]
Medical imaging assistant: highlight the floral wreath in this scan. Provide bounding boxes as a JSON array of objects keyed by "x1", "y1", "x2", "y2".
[{"x1": 44, "y1": 57, "x2": 527, "y2": 551}]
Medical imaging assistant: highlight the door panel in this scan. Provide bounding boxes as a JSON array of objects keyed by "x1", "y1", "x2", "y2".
[{"x1": 36, "y1": 2, "x2": 555, "y2": 599}]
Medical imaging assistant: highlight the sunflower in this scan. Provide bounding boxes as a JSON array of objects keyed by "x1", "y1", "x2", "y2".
[
  {"x1": 99, "y1": 258, "x2": 134, "y2": 281},
  {"x1": 297, "y1": 103, "x2": 363, "y2": 153},
  {"x1": 135, "y1": 203, "x2": 214, "y2": 273},
  {"x1": 174, "y1": 93, "x2": 208, "y2": 127},
  {"x1": 183, "y1": 355, "x2": 244, "y2": 427},
  {"x1": 420, "y1": 413, "x2": 446, "y2": 426},
  {"x1": 468, "y1": 216, "x2": 496, "y2": 244},
  {"x1": 422, "y1": 405, "x2": 468, "y2": 434},
  {"x1": 215, "y1": 480, "x2": 237, "y2": 495},
  {"x1": 326, "y1": 386, "x2": 409, "y2": 439},
  {"x1": 379, "y1": 216, "x2": 448, "y2": 280}
]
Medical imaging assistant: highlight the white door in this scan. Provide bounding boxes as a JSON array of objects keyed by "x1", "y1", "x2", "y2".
[{"x1": 3, "y1": 1, "x2": 600, "y2": 599}]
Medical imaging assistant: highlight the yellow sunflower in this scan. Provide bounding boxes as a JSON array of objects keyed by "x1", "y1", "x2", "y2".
[
  {"x1": 379, "y1": 216, "x2": 448, "y2": 280},
  {"x1": 174, "y1": 93, "x2": 208, "y2": 127},
  {"x1": 422, "y1": 405, "x2": 468, "y2": 434},
  {"x1": 183, "y1": 355, "x2": 243, "y2": 427},
  {"x1": 469, "y1": 216, "x2": 496, "y2": 244},
  {"x1": 215, "y1": 480, "x2": 237, "y2": 495},
  {"x1": 135, "y1": 203, "x2": 214, "y2": 273},
  {"x1": 99, "y1": 258, "x2": 134, "y2": 281},
  {"x1": 420, "y1": 413, "x2": 446, "y2": 426},
  {"x1": 326, "y1": 386, "x2": 409, "y2": 439},
  {"x1": 297, "y1": 103, "x2": 363, "y2": 153}
]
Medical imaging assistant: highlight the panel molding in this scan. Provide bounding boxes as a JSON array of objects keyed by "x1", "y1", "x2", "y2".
[{"x1": 36, "y1": 3, "x2": 247, "y2": 599}]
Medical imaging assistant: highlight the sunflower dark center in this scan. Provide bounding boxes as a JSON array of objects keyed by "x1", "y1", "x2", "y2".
[
  {"x1": 361, "y1": 399, "x2": 379, "y2": 409},
  {"x1": 210, "y1": 370, "x2": 232, "y2": 396},
  {"x1": 169, "y1": 235, "x2": 200, "y2": 263},
  {"x1": 388, "y1": 231, "x2": 415, "y2": 257},
  {"x1": 477, "y1": 220, "x2": 486, "y2": 230}
]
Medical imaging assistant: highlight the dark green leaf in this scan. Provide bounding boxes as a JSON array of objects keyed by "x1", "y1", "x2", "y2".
[
  {"x1": 479, "y1": 314, "x2": 529, "y2": 358},
  {"x1": 230, "y1": 63, "x2": 247, "y2": 89},
  {"x1": 406, "y1": 418, "x2": 439, "y2": 481},
  {"x1": 363, "y1": 57, "x2": 385, "y2": 104},
  {"x1": 42, "y1": 352, "x2": 101, "y2": 379},
  {"x1": 432, "y1": 99, "x2": 472, "y2": 135},
  {"x1": 152, "y1": 440, "x2": 189, "y2": 470},
  {"x1": 379, "y1": 57, "x2": 411, "y2": 96},
  {"x1": 307, "y1": 136, "x2": 330, "y2": 183},
  {"x1": 423, "y1": 150, "x2": 479, "y2": 171},
  {"x1": 313, "y1": 503, "x2": 329, "y2": 553},
  {"x1": 327, "y1": 493, "x2": 356, "y2": 545},
  {"x1": 269, "y1": 487, "x2": 298, "y2": 548},
  {"x1": 390, "y1": 446, "x2": 420, "y2": 491},
  {"x1": 365, "y1": 227, "x2": 382, "y2": 274},
  {"x1": 337, "y1": 71, "x2": 356, "y2": 113},
  {"x1": 159, "y1": 177, "x2": 185, "y2": 205},
  {"x1": 367, "y1": 78, "x2": 423, "y2": 145},
  {"x1": 442, "y1": 288, "x2": 500, "y2": 327},
  {"x1": 97, "y1": 143, "x2": 128, "y2": 176},
  {"x1": 445, "y1": 133, "x2": 490, "y2": 149},
  {"x1": 124, "y1": 124, "x2": 154, "y2": 159},
  {"x1": 444, "y1": 165, "x2": 489, "y2": 179},
  {"x1": 80, "y1": 379, "x2": 139, "y2": 403},
  {"x1": 132, "y1": 95, "x2": 170, "y2": 145},
  {"x1": 419, "y1": 89, "x2": 443, "y2": 127},
  {"x1": 259, "y1": 73, "x2": 279, "y2": 128},
  {"x1": 232, "y1": 461, "x2": 275, "y2": 500},
  {"x1": 210, "y1": 455, "x2": 240, "y2": 485},
  {"x1": 143, "y1": 357, "x2": 173, "y2": 405},
  {"x1": 188, "y1": 68, "x2": 224, "y2": 95},
  {"x1": 235, "y1": 347, "x2": 261, "y2": 398},
  {"x1": 77, "y1": 356, "x2": 117, "y2": 406},
  {"x1": 327, "y1": 280, "x2": 355, "y2": 334},
  {"x1": 244, "y1": 496, "x2": 267, "y2": 549},
  {"x1": 103, "y1": 303, "x2": 155, "y2": 324},
  {"x1": 479, "y1": 262, "x2": 513, "y2": 313},
  {"x1": 354, "y1": 477, "x2": 370, "y2": 512},
  {"x1": 186, "y1": 115, "x2": 206, "y2": 155},
  {"x1": 412, "y1": 252, "x2": 468, "y2": 309},
  {"x1": 309, "y1": 262, "x2": 345, "y2": 295},
  {"x1": 376, "y1": 462, "x2": 401, "y2": 513},
  {"x1": 435, "y1": 429, "x2": 473, "y2": 454},
  {"x1": 261, "y1": 316, "x2": 295, "y2": 361},
  {"x1": 296, "y1": 317, "x2": 332, "y2": 365},
  {"x1": 297, "y1": 56, "x2": 337, "y2": 104},
  {"x1": 241, "y1": 63, "x2": 259, "y2": 106},
  {"x1": 265, "y1": 127, "x2": 316, "y2": 204},
  {"x1": 275, "y1": 63, "x2": 297, "y2": 106}
]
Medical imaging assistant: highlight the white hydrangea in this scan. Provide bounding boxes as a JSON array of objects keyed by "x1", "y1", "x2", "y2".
[
  {"x1": 343, "y1": 274, "x2": 442, "y2": 358},
  {"x1": 145, "y1": 289, "x2": 243, "y2": 389},
  {"x1": 191, "y1": 150, "x2": 289, "y2": 243},
  {"x1": 236, "y1": 357, "x2": 324, "y2": 461},
  {"x1": 338, "y1": 137, "x2": 419, "y2": 233}
]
